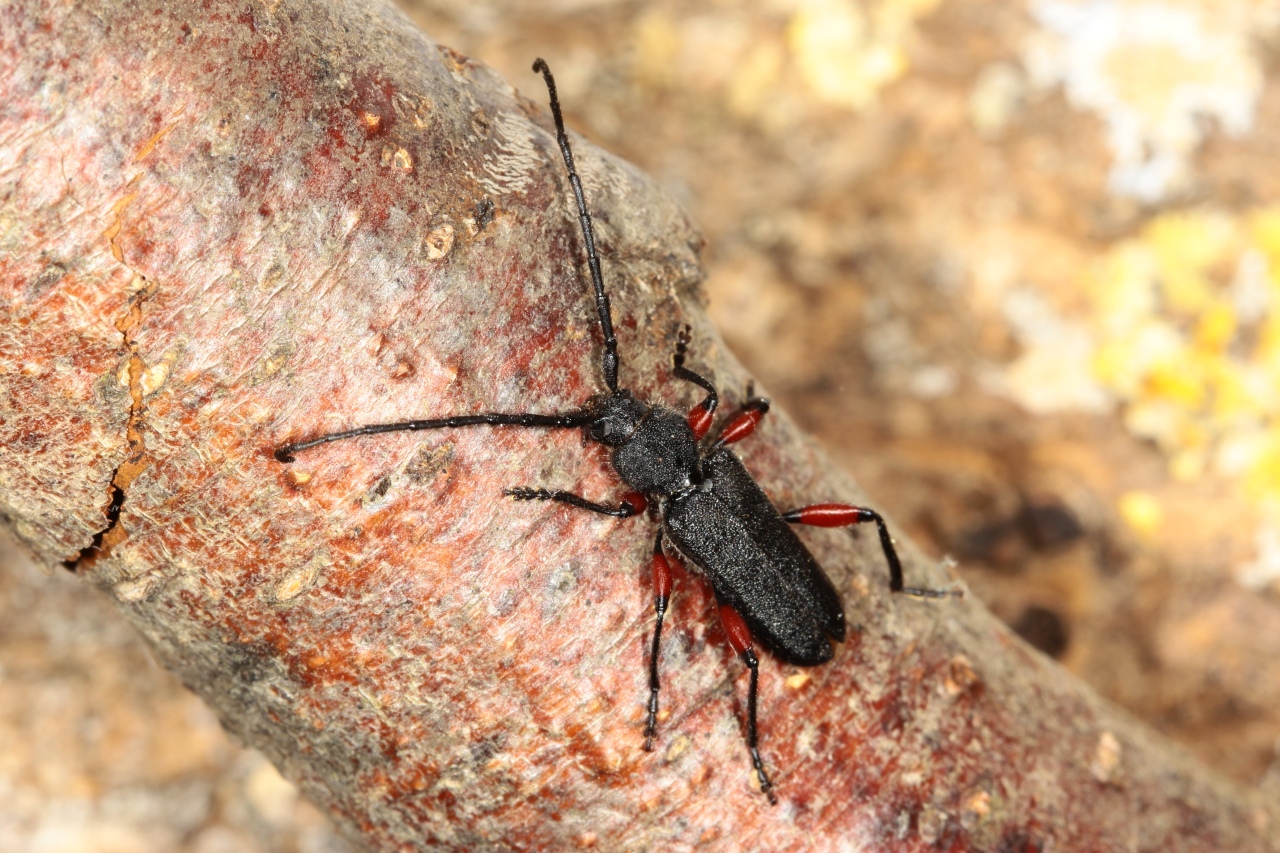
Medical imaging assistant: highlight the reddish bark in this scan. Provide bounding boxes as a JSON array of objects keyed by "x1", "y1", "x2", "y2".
[{"x1": 2, "y1": 0, "x2": 1277, "y2": 850}]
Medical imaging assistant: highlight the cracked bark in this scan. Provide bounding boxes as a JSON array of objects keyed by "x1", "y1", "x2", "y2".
[
  {"x1": 62, "y1": 277, "x2": 157, "y2": 570},
  {"x1": 1, "y1": 1, "x2": 1276, "y2": 851}
]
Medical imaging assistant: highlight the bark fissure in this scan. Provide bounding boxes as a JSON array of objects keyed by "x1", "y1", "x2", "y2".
[
  {"x1": 64, "y1": 279, "x2": 156, "y2": 569},
  {"x1": 62, "y1": 481, "x2": 127, "y2": 570}
]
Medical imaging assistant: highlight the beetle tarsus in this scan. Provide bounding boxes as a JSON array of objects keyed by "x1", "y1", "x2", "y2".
[
  {"x1": 673, "y1": 325, "x2": 719, "y2": 440},
  {"x1": 643, "y1": 686, "x2": 661, "y2": 752},
  {"x1": 504, "y1": 487, "x2": 643, "y2": 519}
]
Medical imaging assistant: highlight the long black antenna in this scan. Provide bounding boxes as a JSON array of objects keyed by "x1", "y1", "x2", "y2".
[
  {"x1": 532, "y1": 58, "x2": 620, "y2": 394},
  {"x1": 274, "y1": 411, "x2": 593, "y2": 462}
]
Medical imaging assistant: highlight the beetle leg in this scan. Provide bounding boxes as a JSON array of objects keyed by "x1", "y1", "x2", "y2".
[
  {"x1": 709, "y1": 395, "x2": 771, "y2": 450},
  {"x1": 644, "y1": 534, "x2": 674, "y2": 751},
  {"x1": 782, "y1": 504, "x2": 959, "y2": 599},
  {"x1": 673, "y1": 325, "x2": 719, "y2": 440},
  {"x1": 505, "y1": 487, "x2": 647, "y2": 518},
  {"x1": 719, "y1": 603, "x2": 778, "y2": 804}
]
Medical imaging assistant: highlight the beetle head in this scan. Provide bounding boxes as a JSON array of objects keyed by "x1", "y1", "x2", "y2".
[{"x1": 586, "y1": 391, "x2": 650, "y2": 446}]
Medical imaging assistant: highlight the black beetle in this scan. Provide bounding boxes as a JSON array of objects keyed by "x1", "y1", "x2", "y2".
[{"x1": 275, "y1": 58, "x2": 956, "y2": 802}]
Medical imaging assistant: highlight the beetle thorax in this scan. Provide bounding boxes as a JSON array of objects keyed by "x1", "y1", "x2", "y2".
[{"x1": 588, "y1": 393, "x2": 700, "y2": 495}]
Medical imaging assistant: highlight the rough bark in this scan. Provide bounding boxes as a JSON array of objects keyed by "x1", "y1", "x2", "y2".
[{"x1": 1, "y1": 1, "x2": 1276, "y2": 850}]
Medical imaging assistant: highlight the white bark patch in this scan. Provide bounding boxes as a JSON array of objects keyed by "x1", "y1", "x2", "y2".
[{"x1": 472, "y1": 111, "x2": 542, "y2": 198}]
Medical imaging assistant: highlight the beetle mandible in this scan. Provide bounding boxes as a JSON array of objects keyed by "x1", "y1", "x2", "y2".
[{"x1": 275, "y1": 58, "x2": 957, "y2": 802}]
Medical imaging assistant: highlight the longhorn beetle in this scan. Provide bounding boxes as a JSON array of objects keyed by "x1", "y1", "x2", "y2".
[{"x1": 275, "y1": 59, "x2": 958, "y2": 802}]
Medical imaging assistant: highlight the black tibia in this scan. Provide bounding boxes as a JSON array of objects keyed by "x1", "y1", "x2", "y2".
[
  {"x1": 644, "y1": 533, "x2": 669, "y2": 752},
  {"x1": 862, "y1": 508, "x2": 954, "y2": 598},
  {"x1": 505, "y1": 487, "x2": 641, "y2": 518},
  {"x1": 532, "y1": 58, "x2": 619, "y2": 395},
  {"x1": 742, "y1": 649, "x2": 777, "y2": 805},
  {"x1": 673, "y1": 325, "x2": 717, "y2": 416},
  {"x1": 274, "y1": 411, "x2": 594, "y2": 462}
]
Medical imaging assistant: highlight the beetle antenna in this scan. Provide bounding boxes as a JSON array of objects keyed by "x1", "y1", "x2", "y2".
[{"x1": 532, "y1": 58, "x2": 620, "y2": 395}]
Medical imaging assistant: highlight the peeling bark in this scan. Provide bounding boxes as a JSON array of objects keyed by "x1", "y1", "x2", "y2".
[{"x1": 1, "y1": 1, "x2": 1277, "y2": 850}]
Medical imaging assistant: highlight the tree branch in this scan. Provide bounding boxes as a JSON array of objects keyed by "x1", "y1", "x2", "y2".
[{"x1": 2, "y1": 0, "x2": 1276, "y2": 849}]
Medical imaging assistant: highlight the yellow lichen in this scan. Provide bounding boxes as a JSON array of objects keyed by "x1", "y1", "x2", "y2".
[
  {"x1": 1084, "y1": 205, "x2": 1280, "y2": 523},
  {"x1": 1119, "y1": 491, "x2": 1163, "y2": 536},
  {"x1": 787, "y1": 0, "x2": 933, "y2": 111}
]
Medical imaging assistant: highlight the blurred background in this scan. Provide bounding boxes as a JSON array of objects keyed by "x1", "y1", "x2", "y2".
[{"x1": 6, "y1": 0, "x2": 1280, "y2": 849}]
